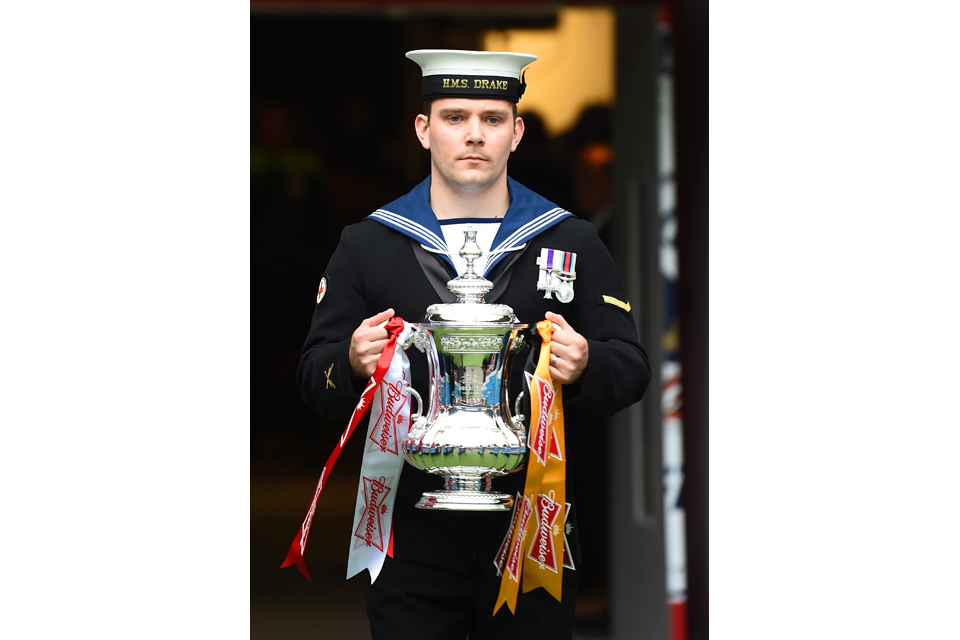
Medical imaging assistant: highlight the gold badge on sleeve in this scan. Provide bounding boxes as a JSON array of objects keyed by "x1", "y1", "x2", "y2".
[{"x1": 600, "y1": 294, "x2": 631, "y2": 312}]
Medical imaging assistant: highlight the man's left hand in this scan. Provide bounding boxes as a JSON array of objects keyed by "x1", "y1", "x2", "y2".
[{"x1": 544, "y1": 311, "x2": 589, "y2": 385}]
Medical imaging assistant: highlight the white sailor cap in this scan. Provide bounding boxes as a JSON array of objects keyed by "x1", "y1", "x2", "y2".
[{"x1": 405, "y1": 49, "x2": 537, "y2": 103}]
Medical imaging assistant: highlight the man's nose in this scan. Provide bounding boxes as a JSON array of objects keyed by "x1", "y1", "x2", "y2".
[{"x1": 465, "y1": 118, "x2": 484, "y2": 144}]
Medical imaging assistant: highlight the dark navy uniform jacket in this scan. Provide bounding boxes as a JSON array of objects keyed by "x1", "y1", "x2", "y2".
[{"x1": 297, "y1": 176, "x2": 650, "y2": 578}]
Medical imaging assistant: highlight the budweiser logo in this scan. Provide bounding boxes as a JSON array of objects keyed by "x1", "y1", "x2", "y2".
[
  {"x1": 529, "y1": 373, "x2": 555, "y2": 465},
  {"x1": 354, "y1": 475, "x2": 391, "y2": 551},
  {"x1": 494, "y1": 494, "x2": 523, "y2": 576},
  {"x1": 505, "y1": 497, "x2": 534, "y2": 582},
  {"x1": 527, "y1": 493, "x2": 562, "y2": 573},
  {"x1": 369, "y1": 379, "x2": 407, "y2": 455}
]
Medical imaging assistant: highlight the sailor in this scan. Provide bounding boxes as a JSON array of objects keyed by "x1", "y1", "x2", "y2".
[{"x1": 296, "y1": 48, "x2": 650, "y2": 640}]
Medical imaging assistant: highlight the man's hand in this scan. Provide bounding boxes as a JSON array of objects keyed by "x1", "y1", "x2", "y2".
[
  {"x1": 349, "y1": 309, "x2": 395, "y2": 381},
  {"x1": 544, "y1": 311, "x2": 589, "y2": 385}
]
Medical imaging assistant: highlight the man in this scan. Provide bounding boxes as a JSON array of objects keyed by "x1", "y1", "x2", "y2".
[{"x1": 297, "y1": 49, "x2": 650, "y2": 640}]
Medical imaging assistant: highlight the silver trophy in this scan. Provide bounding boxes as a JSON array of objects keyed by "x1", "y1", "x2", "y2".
[{"x1": 402, "y1": 229, "x2": 530, "y2": 511}]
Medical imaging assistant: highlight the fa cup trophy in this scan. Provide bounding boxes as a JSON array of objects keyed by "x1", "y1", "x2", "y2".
[{"x1": 403, "y1": 229, "x2": 531, "y2": 511}]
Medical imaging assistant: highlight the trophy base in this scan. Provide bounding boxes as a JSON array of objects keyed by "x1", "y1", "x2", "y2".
[{"x1": 414, "y1": 490, "x2": 514, "y2": 511}]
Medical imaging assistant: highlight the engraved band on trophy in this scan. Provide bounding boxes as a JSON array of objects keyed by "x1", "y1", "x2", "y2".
[{"x1": 402, "y1": 228, "x2": 532, "y2": 511}]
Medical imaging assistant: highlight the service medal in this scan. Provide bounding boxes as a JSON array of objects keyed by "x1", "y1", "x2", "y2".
[{"x1": 536, "y1": 248, "x2": 577, "y2": 303}]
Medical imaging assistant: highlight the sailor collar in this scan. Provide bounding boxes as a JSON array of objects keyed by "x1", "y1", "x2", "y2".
[{"x1": 368, "y1": 176, "x2": 574, "y2": 276}]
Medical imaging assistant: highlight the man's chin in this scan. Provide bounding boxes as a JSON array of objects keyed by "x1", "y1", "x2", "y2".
[
  {"x1": 451, "y1": 170, "x2": 497, "y2": 190},
  {"x1": 433, "y1": 164, "x2": 504, "y2": 192}
]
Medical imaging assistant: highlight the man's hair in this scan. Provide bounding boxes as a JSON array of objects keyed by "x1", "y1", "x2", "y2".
[{"x1": 421, "y1": 99, "x2": 518, "y2": 123}]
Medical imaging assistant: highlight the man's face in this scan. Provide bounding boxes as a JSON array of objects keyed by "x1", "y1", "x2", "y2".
[{"x1": 415, "y1": 98, "x2": 525, "y2": 193}]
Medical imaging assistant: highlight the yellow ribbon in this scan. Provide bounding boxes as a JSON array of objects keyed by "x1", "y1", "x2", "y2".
[{"x1": 494, "y1": 320, "x2": 567, "y2": 614}]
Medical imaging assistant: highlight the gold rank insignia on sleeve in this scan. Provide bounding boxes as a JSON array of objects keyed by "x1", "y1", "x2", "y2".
[
  {"x1": 600, "y1": 294, "x2": 632, "y2": 313},
  {"x1": 325, "y1": 363, "x2": 336, "y2": 389}
]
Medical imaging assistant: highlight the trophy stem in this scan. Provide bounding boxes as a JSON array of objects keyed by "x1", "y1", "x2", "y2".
[
  {"x1": 443, "y1": 476, "x2": 492, "y2": 493},
  {"x1": 414, "y1": 477, "x2": 514, "y2": 511}
]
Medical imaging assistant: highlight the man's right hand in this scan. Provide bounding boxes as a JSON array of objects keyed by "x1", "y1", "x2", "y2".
[{"x1": 348, "y1": 309, "x2": 396, "y2": 382}]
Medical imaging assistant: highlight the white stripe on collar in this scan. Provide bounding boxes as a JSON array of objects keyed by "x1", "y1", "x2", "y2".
[
  {"x1": 485, "y1": 242, "x2": 527, "y2": 260},
  {"x1": 419, "y1": 243, "x2": 452, "y2": 256},
  {"x1": 482, "y1": 208, "x2": 571, "y2": 275},
  {"x1": 370, "y1": 209, "x2": 447, "y2": 251},
  {"x1": 490, "y1": 207, "x2": 569, "y2": 253}
]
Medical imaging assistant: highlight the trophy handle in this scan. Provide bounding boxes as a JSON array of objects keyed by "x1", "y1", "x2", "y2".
[
  {"x1": 405, "y1": 383, "x2": 423, "y2": 422},
  {"x1": 407, "y1": 325, "x2": 440, "y2": 426},
  {"x1": 510, "y1": 391, "x2": 526, "y2": 435},
  {"x1": 503, "y1": 386, "x2": 525, "y2": 440},
  {"x1": 502, "y1": 327, "x2": 533, "y2": 440}
]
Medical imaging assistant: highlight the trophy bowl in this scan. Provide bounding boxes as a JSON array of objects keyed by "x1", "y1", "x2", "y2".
[{"x1": 402, "y1": 229, "x2": 530, "y2": 511}]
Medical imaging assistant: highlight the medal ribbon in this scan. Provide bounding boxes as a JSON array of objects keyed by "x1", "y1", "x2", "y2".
[
  {"x1": 281, "y1": 317, "x2": 409, "y2": 582},
  {"x1": 493, "y1": 320, "x2": 567, "y2": 614}
]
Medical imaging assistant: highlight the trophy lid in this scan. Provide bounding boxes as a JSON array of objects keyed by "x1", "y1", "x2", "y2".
[{"x1": 424, "y1": 227, "x2": 523, "y2": 326}]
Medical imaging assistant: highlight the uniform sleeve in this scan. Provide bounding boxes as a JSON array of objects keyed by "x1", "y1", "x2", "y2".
[
  {"x1": 296, "y1": 225, "x2": 370, "y2": 420},
  {"x1": 562, "y1": 223, "x2": 651, "y2": 416}
]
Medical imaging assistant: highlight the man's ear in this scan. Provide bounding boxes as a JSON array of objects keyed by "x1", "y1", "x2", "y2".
[
  {"x1": 415, "y1": 113, "x2": 431, "y2": 150},
  {"x1": 511, "y1": 115, "x2": 525, "y2": 152}
]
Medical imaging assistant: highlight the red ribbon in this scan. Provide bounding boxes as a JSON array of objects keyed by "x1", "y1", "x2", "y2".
[{"x1": 281, "y1": 317, "x2": 406, "y2": 582}]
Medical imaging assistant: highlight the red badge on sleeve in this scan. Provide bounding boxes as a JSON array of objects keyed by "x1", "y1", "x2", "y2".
[{"x1": 316, "y1": 278, "x2": 327, "y2": 304}]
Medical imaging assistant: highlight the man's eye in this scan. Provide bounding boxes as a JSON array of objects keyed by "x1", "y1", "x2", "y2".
[
  {"x1": 448, "y1": 116, "x2": 462, "y2": 123},
  {"x1": 488, "y1": 118, "x2": 500, "y2": 124}
]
